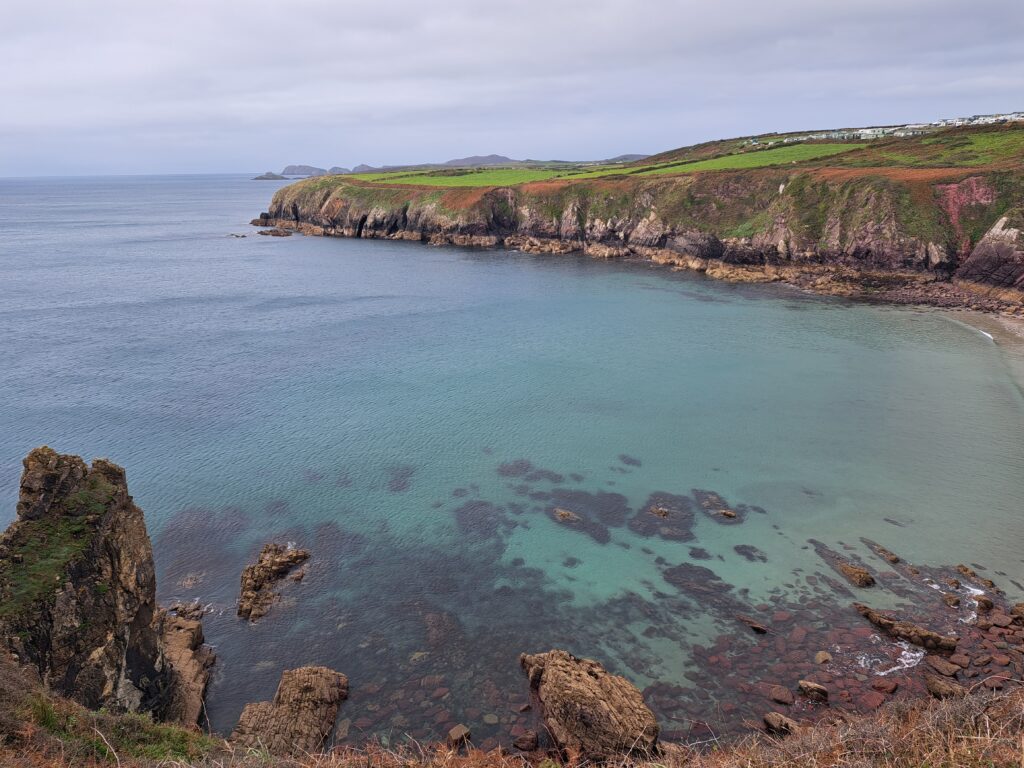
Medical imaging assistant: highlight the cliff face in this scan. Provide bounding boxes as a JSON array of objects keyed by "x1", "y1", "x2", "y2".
[
  {"x1": 253, "y1": 168, "x2": 1024, "y2": 310},
  {"x1": 957, "y1": 208, "x2": 1024, "y2": 298},
  {"x1": 0, "y1": 447, "x2": 211, "y2": 723}
]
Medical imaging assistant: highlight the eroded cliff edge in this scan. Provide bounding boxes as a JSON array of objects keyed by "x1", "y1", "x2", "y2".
[
  {"x1": 0, "y1": 447, "x2": 213, "y2": 725},
  {"x1": 253, "y1": 168, "x2": 1024, "y2": 313}
]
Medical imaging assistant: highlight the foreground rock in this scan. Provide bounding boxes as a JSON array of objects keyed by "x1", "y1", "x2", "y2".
[
  {"x1": 854, "y1": 603, "x2": 958, "y2": 651},
  {"x1": 231, "y1": 666, "x2": 348, "y2": 755},
  {"x1": 763, "y1": 711, "x2": 799, "y2": 735},
  {"x1": 0, "y1": 447, "x2": 213, "y2": 721},
  {"x1": 520, "y1": 649, "x2": 659, "y2": 761},
  {"x1": 238, "y1": 542, "x2": 310, "y2": 621},
  {"x1": 156, "y1": 604, "x2": 216, "y2": 726}
]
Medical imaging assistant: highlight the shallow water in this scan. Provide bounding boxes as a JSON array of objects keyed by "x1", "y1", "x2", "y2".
[{"x1": 1, "y1": 175, "x2": 1023, "y2": 744}]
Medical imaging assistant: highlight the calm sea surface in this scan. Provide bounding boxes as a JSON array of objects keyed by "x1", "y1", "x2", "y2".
[{"x1": 1, "y1": 175, "x2": 1023, "y2": 743}]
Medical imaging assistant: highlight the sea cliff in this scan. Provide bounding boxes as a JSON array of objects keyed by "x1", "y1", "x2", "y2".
[{"x1": 253, "y1": 127, "x2": 1024, "y2": 314}]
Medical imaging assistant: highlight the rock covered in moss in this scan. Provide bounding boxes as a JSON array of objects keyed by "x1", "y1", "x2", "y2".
[{"x1": 0, "y1": 447, "x2": 213, "y2": 723}]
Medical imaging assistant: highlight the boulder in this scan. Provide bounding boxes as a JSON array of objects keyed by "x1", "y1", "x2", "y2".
[
  {"x1": 814, "y1": 651, "x2": 833, "y2": 665},
  {"x1": 925, "y1": 655, "x2": 961, "y2": 677},
  {"x1": 924, "y1": 673, "x2": 966, "y2": 699},
  {"x1": 769, "y1": 685, "x2": 794, "y2": 705},
  {"x1": 520, "y1": 649, "x2": 659, "y2": 760},
  {"x1": 447, "y1": 724, "x2": 471, "y2": 746},
  {"x1": 513, "y1": 730, "x2": 539, "y2": 751},
  {"x1": 763, "y1": 711, "x2": 799, "y2": 735},
  {"x1": 156, "y1": 606, "x2": 216, "y2": 726},
  {"x1": 798, "y1": 680, "x2": 829, "y2": 702},
  {"x1": 839, "y1": 562, "x2": 875, "y2": 588},
  {"x1": 854, "y1": 604, "x2": 958, "y2": 651},
  {"x1": 238, "y1": 542, "x2": 310, "y2": 621},
  {"x1": 231, "y1": 666, "x2": 348, "y2": 754}
]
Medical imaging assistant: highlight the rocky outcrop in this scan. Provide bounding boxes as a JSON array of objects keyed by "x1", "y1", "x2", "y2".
[
  {"x1": 956, "y1": 210, "x2": 1024, "y2": 298},
  {"x1": 839, "y1": 563, "x2": 876, "y2": 588},
  {"x1": 231, "y1": 666, "x2": 348, "y2": 755},
  {"x1": 156, "y1": 604, "x2": 215, "y2": 726},
  {"x1": 0, "y1": 447, "x2": 213, "y2": 722},
  {"x1": 237, "y1": 542, "x2": 310, "y2": 621},
  {"x1": 854, "y1": 603, "x2": 958, "y2": 651},
  {"x1": 520, "y1": 649, "x2": 659, "y2": 761}
]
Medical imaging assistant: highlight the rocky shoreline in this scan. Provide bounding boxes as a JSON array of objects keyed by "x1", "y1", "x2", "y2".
[
  {"x1": 251, "y1": 170, "x2": 1024, "y2": 317},
  {"x1": 2, "y1": 447, "x2": 1024, "y2": 760}
]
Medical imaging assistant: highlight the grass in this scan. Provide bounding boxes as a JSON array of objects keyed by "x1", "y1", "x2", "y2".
[
  {"x1": 344, "y1": 145, "x2": 866, "y2": 188},
  {"x1": 637, "y1": 143, "x2": 866, "y2": 175},
  {"x1": 838, "y1": 126, "x2": 1024, "y2": 169},
  {"x1": 350, "y1": 168, "x2": 569, "y2": 187},
  {"x1": 0, "y1": 512, "x2": 98, "y2": 620},
  {"x1": 5, "y1": 688, "x2": 1024, "y2": 766},
  {"x1": 0, "y1": 470, "x2": 117, "y2": 620}
]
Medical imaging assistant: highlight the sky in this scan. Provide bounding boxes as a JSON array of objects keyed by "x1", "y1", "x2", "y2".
[{"x1": 2, "y1": 0, "x2": 1023, "y2": 176}]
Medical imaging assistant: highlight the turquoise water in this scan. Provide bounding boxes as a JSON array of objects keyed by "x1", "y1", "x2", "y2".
[{"x1": 1, "y1": 175, "x2": 1023, "y2": 744}]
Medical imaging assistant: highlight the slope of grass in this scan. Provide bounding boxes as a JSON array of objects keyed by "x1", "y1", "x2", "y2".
[
  {"x1": 351, "y1": 168, "x2": 570, "y2": 187},
  {"x1": 4, "y1": 687, "x2": 1024, "y2": 767},
  {"x1": 838, "y1": 125, "x2": 1024, "y2": 168},
  {"x1": 638, "y1": 143, "x2": 866, "y2": 175}
]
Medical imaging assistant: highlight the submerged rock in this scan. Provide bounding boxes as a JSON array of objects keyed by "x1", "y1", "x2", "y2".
[
  {"x1": 520, "y1": 649, "x2": 659, "y2": 761},
  {"x1": 231, "y1": 666, "x2": 348, "y2": 754},
  {"x1": 237, "y1": 542, "x2": 310, "y2": 621}
]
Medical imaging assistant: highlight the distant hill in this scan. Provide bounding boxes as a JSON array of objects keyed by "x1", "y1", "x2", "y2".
[
  {"x1": 281, "y1": 165, "x2": 327, "y2": 177},
  {"x1": 327, "y1": 166, "x2": 351, "y2": 175},
  {"x1": 442, "y1": 154, "x2": 516, "y2": 167},
  {"x1": 603, "y1": 153, "x2": 649, "y2": 163}
]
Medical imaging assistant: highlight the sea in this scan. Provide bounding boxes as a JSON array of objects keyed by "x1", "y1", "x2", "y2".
[{"x1": 1, "y1": 174, "x2": 1023, "y2": 745}]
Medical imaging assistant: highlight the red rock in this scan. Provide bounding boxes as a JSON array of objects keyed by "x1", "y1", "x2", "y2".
[
  {"x1": 432, "y1": 687, "x2": 450, "y2": 699},
  {"x1": 982, "y1": 676, "x2": 1005, "y2": 690},
  {"x1": 773, "y1": 611, "x2": 793, "y2": 623},
  {"x1": 871, "y1": 678, "x2": 898, "y2": 694},
  {"x1": 991, "y1": 613, "x2": 1013, "y2": 628},
  {"x1": 769, "y1": 686, "x2": 794, "y2": 705},
  {"x1": 789, "y1": 627, "x2": 808, "y2": 644},
  {"x1": 950, "y1": 654, "x2": 970, "y2": 668},
  {"x1": 858, "y1": 691, "x2": 886, "y2": 710},
  {"x1": 993, "y1": 654, "x2": 1011, "y2": 666}
]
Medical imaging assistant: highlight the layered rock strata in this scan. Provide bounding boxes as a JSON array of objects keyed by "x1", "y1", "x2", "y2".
[{"x1": 231, "y1": 666, "x2": 349, "y2": 754}]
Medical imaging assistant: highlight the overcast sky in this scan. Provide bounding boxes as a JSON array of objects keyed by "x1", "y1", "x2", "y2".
[{"x1": 3, "y1": 0, "x2": 1023, "y2": 175}]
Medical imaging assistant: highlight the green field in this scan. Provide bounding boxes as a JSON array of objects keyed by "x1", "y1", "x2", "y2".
[
  {"x1": 349, "y1": 143, "x2": 867, "y2": 188},
  {"x1": 351, "y1": 167, "x2": 570, "y2": 187},
  {"x1": 638, "y1": 143, "x2": 865, "y2": 175}
]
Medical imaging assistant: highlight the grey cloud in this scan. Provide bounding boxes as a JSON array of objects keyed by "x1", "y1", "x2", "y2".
[{"x1": 2, "y1": 0, "x2": 1023, "y2": 174}]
